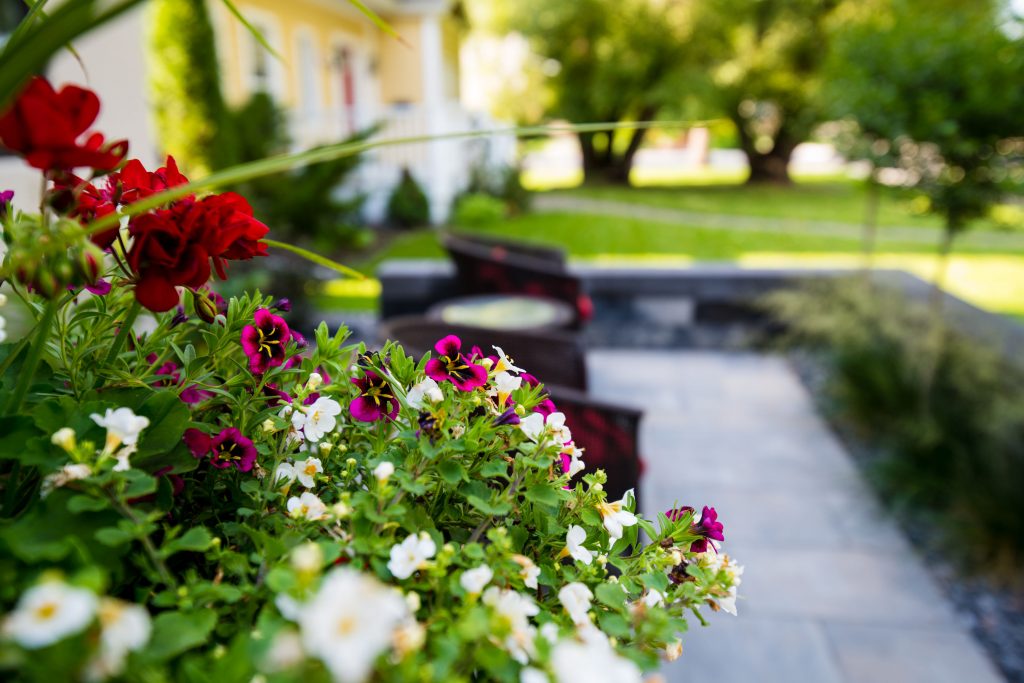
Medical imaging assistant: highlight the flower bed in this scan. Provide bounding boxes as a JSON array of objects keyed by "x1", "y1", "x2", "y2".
[{"x1": 0, "y1": 78, "x2": 741, "y2": 682}]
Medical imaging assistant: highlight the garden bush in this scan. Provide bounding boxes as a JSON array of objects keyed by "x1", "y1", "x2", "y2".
[
  {"x1": 764, "y1": 279, "x2": 1024, "y2": 579},
  {"x1": 452, "y1": 192, "x2": 507, "y2": 227},
  {"x1": 0, "y1": 77, "x2": 741, "y2": 682},
  {"x1": 386, "y1": 169, "x2": 431, "y2": 229}
]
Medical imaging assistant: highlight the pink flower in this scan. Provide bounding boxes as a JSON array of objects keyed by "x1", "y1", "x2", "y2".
[
  {"x1": 424, "y1": 335, "x2": 487, "y2": 392},
  {"x1": 183, "y1": 427, "x2": 257, "y2": 472},
  {"x1": 666, "y1": 505, "x2": 725, "y2": 552},
  {"x1": 349, "y1": 371, "x2": 400, "y2": 422},
  {"x1": 240, "y1": 308, "x2": 291, "y2": 374}
]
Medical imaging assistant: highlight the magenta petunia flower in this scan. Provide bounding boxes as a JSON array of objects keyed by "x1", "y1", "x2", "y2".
[
  {"x1": 424, "y1": 335, "x2": 488, "y2": 392},
  {"x1": 349, "y1": 370, "x2": 400, "y2": 422},
  {"x1": 184, "y1": 427, "x2": 257, "y2": 472},
  {"x1": 666, "y1": 505, "x2": 725, "y2": 552},
  {"x1": 240, "y1": 308, "x2": 291, "y2": 374}
]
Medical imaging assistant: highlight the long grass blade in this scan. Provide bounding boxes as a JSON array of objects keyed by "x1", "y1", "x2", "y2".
[
  {"x1": 219, "y1": 0, "x2": 284, "y2": 61},
  {"x1": 261, "y1": 239, "x2": 365, "y2": 280},
  {"x1": 346, "y1": 0, "x2": 410, "y2": 48}
]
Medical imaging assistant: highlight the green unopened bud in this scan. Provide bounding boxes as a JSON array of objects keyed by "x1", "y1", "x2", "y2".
[
  {"x1": 192, "y1": 289, "x2": 218, "y2": 324},
  {"x1": 51, "y1": 254, "x2": 75, "y2": 287},
  {"x1": 33, "y1": 269, "x2": 60, "y2": 299},
  {"x1": 74, "y1": 243, "x2": 105, "y2": 283}
]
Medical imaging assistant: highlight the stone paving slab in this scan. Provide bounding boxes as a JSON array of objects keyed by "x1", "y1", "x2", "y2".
[{"x1": 586, "y1": 350, "x2": 1004, "y2": 683}]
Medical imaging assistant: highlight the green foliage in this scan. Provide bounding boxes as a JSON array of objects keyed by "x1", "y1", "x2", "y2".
[
  {"x1": 387, "y1": 168, "x2": 431, "y2": 229},
  {"x1": 765, "y1": 278, "x2": 1024, "y2": 579},
  {"x1": 220, "y1": 93, "x2": 371, "y2": 252},
  {"x1": 826, "y1": 0, "x2": 1024, "y2": 231},
  {"x1": 147, "y1": 0, "x2": 228, "y2": 176},
  {"x1": 464, "y1": 162, "x2": 532, "y2": 215},
  {"x1": 452, "y1": 193, "x2": 507, "y2": 227}
]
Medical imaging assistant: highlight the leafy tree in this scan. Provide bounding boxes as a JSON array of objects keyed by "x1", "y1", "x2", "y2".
[
  {"x1": 146, "y1": 0, "x2": 228, "y2": 175},
  {"x1": 500, "y1": 0, "x2": 697, "y2": 184},
  {"x1": 692, "y1": 0, "x2": 847, "y2": 184}
]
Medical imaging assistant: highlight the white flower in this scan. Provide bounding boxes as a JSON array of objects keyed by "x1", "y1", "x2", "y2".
[
  {"x1": 0, "y1": 293, "x2": 7, "y2": 306},
  {"x1": 492, "y1": 346, "x2": 525, "y2": 374},
  {"x1": 558, "y1": 583, "x2": 593, "y2": 625},
  {"x1": 490, "y1": 371, "x2": 522, "y2": 405},
  {"x1": 84, "y1": 598, "x2": 151, "y2": 681},
  {"x1": 0, "y1": 315, "x2": 6, "y2": 344},
  {"x1": 519, "y1": 412, "x2": 545, "y2": 442},
  {"x1": 293, "y1": 397, "x2": 341, "y2": 442},
  {"x1": 373, "y1": 461, "x2": 395, "y2": 483},
  {"x1": 40, "y1": 463, "x2": 93, "y2": 498},
  {"x1": 90, "y1": 407, "x2": 150, "y2": 454},
  {"x1": 664, "y1": 639, "x2": 683, "y2": 661},
  {"x1": 540, "y1": 622, "x2": 560, "y2": 644},
  {"x1": 404, "y1": 591, "x2": 421, "y2": 613},
  {"x1": 112, "y1": 444, "x2": 137, "y2": 472},
  {"x1": 563, "y1": 525, "x2": 593, "y2": 565},
  {"x1": 3, "y1": 580, "x2": 97, "y2": 649},
  {"x1": 482, "y1": 587, "x2": 539, "y2": 664},
  {"x1": 596, "y1": 495, "x2": 638, "y2": 545},
  {"x1": 295, "y1": 457, "x2": 323, "y2": 488},
  {"x1": 275, "y1": 462, "x2": 297, "y2": 486},
  {"x1": 406, "y1": 378, "x2": 442, "y2": 409},
  {"x1": 460, "y1": 564, "x2": 494, "y2": 595},
  {"x1": 513, "y1": 554, "x2": 540, "y2": 589},
  {"x1": 306, "y1": 372, "x2": 324, "y2": 392},
  {"x1": 521, "y1": 667, "x2": 549, "y2": 683},
  {"x1": 263, "y1": 627, "x2": 305, "y2": 672},
  {"x1": 563, "y1": 443, "x2": 585, "y2": 477},
  {"x1": 50, "y1": 428, "x2": 77, "y2": 453},
  {"x1": 297, "y1": 568, "x2": 410, "y2": 683},
  {"x1": 387, "y1": 532, "x2": 437, "y2": 580},
  {"x1": 291, "y1": 543, "x2": 323, "y2": 573},
  {"x1": 392, "y1": 618, "x2": 426, "y2": 657},
  {"x1": 551, "y1": 630, "x2": 642, "y2": 683},
  {"x1": 287, "y1": 492, "x2": 327, "y2": 521},
  {"x1": 642, "y1": 589, "x2": 665, "y2": 609},
  {"x1": 545, "y1": 412, "x2": 572, "y2": 444}
]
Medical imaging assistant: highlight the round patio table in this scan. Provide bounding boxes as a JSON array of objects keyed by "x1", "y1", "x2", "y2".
[{"x1": 426, "y1": 294, "x2": 575, "y2": 332}]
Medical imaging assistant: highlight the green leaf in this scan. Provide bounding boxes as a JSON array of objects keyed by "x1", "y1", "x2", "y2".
[
  {"x1": 135, "y1": 391, "x2": 191, "y2": 458},
  {"x1": 161, "y1": 527, "x2": 214, "y2": 558},
  {"x1": 479, "y1": 459, "x2": 510, "y2": 478},
  {"x1": 595, "y1": 582, "x2": 626, "y2": 608},
  {"x1": 142, "y1": 611, "x2": 217, "y2": 662},
  {"x1": 121, "y1": 470, "x2": 157, "y2": 498},
  {"x1": 597, "y1": 611, "x2": 632, "y2": 638},
  {"x1": 523, "y1": 484, "x2": 563, "y2": 507},
  {"x1": 640, "y1": 571, "x2": 670, "y2": 594},
  {"x1": 95, "y1": 527, "x2": 133, "y2": 547},
  {"x1": 466, "y1": 495, "x2": 511, "y2": 516},
  {"x1": 438, "y1": 458, "x2": 467, "y2": 485},
  {"x1": 67, "y1": 494, "x2": 109, "y2": 513}
]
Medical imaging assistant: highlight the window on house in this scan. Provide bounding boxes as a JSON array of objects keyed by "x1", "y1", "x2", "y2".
[
  {"x1": 250, "y1": 22, "x2": 271, "y2": 94},
  {"x1": 332, "y1": 47, "x2": 357, "y2": 135},
  {"x1": 297, "y1": 34, "x2": 319, "y2": 115}
]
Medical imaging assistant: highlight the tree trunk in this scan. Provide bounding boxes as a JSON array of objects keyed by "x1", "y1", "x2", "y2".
[
  {"x1": 576, "y1": 108, "x2": 656, "y2": 185},
  {"x1": 919, "y1": 217, "x2": 959, "y2": 419},
  {"x1": 734, "y1": 115, "x2": 796, "y2": 185}
]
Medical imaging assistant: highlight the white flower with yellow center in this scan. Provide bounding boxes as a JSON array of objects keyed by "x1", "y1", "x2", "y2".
[
  {"x1": 512, "y1": 554, "x2": 540, "y2": 589},
  {"x1": 521, "y1": 411, "x2": 572, "y2": 445},
  {"x1": 698, "y1": 553, "x2": 743, "y2": 616},
  {"x1": 3, "y1": 580, "x2": 97, "y2": 649},
  {"x1": 406, "y1": 378, "x2": 442, "y2": 410},
  {"x1": 297, "y1": 568, "x2": 410, "y2": 683},
  {"x1": 295, "y1": 457, "x2": 323, "y2": 488},
  {"x1": 373, "y1": 461, "x2": 395, "y2": 483},
  {"x1": 563, "y1": 443, "x2": 585, "y2": 477},
  {"x1": 392, "y1": 618, "x2": 426, "y2": 657},
  {"x1": 90, "y1": 407, "x2": 150, "y2": 455},
  {"x1": 84, "y1": 598, "x2": 151, "y2": 681},
  {"x1": 305, "y1": 372, "x2": 324, "y2": 392},
  {"x1": 287, "y1": 492, "x2": 327, "y2": 521},
  {"x1": 490, "y1": 371, "x2": 523, "y2": 406},
  {"x1": 50, "y1": 428, "x2": 77, "y2": 453},
  {"x1": 559, "y1": 525, "x2": 593, "y2": 565},
  {"x1": 492, "y1": 346, "x2": 524, "y2": 374},
  {"x1": 596, "y1": 495, "x2": 638, "y2": 545},
  {"x1": 292, "y1": 397, "x2": 341, "y2": 442},
  {"x1": 459, "y1": 564, "x2": 494, "y2": 596},
  {"x1": 558, "y1": 582, "x2": 593, "y2": 625},
  {"x1": 519, "y1": 413, "x2": 545, "y2": 442},
  {"x1": 291, "y1": 542, "x2": 323, "y2": 574},
  {"x1": 275, "y1": 462, "x2": 297, "y2": 487},
  {"x1": 387, "y1": 532, "x2": 437, "y2": 580},
  {"x1": 482, "y1": 587, "x2": 539, "y2": 664}
]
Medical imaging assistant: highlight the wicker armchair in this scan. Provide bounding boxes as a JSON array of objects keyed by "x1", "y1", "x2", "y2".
[
  {"x1": 377, "y1": 316, "x2": 643, "y2": 503},
  {"x1": 445, "y1": 231, "x2": 568, "y2": 269},
  {"x1": 440, "y1": 233, "x2": 593, "y2": 327}
]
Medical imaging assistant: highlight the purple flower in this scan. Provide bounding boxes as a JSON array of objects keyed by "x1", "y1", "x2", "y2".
[
  {"x1": 0, "y1": 189, "x2": 12, "y2": 219},
  {"x1": 666, "y1": 505, "x2": 725, "y2": 552},
  {"x1": 349, "y1": 370, "x2": 400, "y2": 422},
  {"x1": 240, "y1": 308, "x2": 291, "y2": 374},
  {"x1": 179, "y1": 385, "x2": 214, "y2": 404},
  {"x1": 272, "y1": 297, "x2": 292, "y2": 312},
  {"x1": 493, "y1": 406, "x2": 521, "y2": 426},
  {"x1": 183, "y1": 427, "x2": 257, "y2": 472},
  {"x1": 170, "y1": 307, "x2": 189, "y2": 327},
  {"x1": 424, "y1": 335, "x2": 488, "y2": 392}
]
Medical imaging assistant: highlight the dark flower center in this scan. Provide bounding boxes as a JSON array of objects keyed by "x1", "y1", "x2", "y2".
[
  {"x1": 257, "y1": 326, "x2": 283, "y2": 357},
  {"x1": 442, "y1": 354, "x2": 476, "y2": 381}
]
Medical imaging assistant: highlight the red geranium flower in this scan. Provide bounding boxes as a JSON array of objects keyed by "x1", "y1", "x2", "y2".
[{"x1": 0, "y1": 77, "x2": 127, "y2": 171}]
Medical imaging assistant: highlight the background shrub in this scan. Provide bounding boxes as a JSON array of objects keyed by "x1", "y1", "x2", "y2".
[
  {"x1": 387, "y1": 168, "x2": 431, "y2": 229},
  {"x1": 452, "y1": 192, "x2": 506, "y2": 227}
]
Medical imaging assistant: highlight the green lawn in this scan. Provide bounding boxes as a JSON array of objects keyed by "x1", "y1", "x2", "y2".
[{"x1": 318, "y1": 210, "x2": 1024, "y2": 318}]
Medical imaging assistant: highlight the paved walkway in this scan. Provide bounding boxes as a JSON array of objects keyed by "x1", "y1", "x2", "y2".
[
  {"x1": 587, "y1": 350, "x2": 1004, "y2": 683},
  {"x1": 538, "y1": 194, "x2": 1024, "y2": 251}
]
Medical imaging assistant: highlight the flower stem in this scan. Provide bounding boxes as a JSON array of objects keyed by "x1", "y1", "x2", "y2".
[
  {"x1": 104, "y1": 299, "x2": 140, "y2": 366},
  {"x1": 3, "y1": 299, "x2": 57, "y2": 415}
]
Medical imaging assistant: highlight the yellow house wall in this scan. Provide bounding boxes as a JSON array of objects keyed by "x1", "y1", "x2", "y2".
[
  {"x1": 377, "y1": 18, "x2": 424, "y2": 106},
  {"x1": 215, "y1": 0, "x2": 368, "y2": 109}
]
